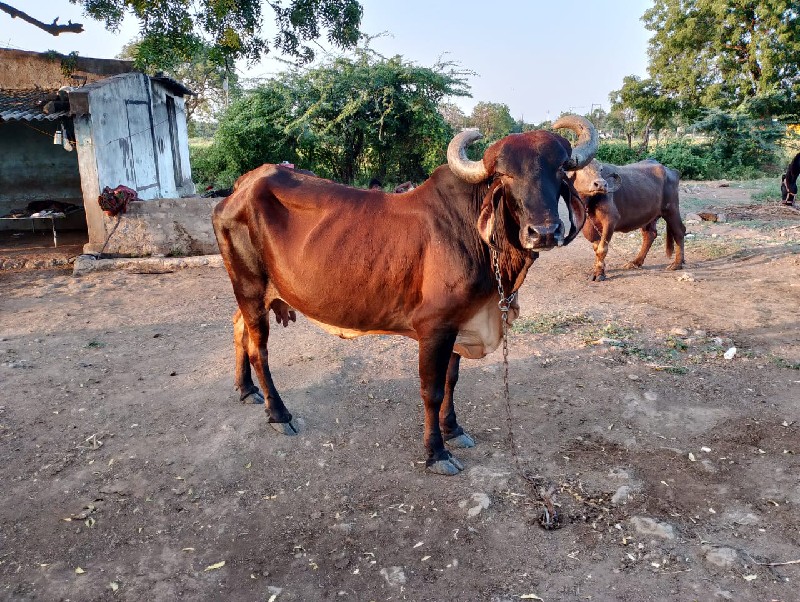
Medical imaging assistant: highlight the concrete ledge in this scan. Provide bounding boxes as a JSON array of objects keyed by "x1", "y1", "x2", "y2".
[
  {"x1": 73, "y1": 253, "x2": 224, "y2": 276},
  {"x1": 92, "y1": 197, "x2": 221, "y2": 256},
  {"x1": 0, "y1": 256, "x2": 73, "y2": 271}
]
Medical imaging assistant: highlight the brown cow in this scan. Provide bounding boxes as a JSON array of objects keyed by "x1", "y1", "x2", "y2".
[
  {"x1": 567, "y1": 159, "x2": 685, "y2": 281},
  {"x1": 212, "y1": 116, "x2": 597, "y2": 475}
]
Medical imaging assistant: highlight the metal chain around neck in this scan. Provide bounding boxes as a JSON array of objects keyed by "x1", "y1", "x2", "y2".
[
  {"x1": 491, "y1": 246, "x2": 517, "y2": 314},
  {"x1": 491, "y1": 246, "x2": 564, "y2": 530},
  {"x1": 491, "y1": 246, "x2": 517, "y2": 464}
]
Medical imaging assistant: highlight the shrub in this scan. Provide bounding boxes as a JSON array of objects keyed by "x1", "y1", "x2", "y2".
[
  {"x1": 691, "y1": 110, "x2": 783, "y2": 179},
  {"x1": 648, "y1": 141, "x2": 713, "y2": 179},
  {"x1": 596, "y1": 142, "x2": 640, "y2": 165}
]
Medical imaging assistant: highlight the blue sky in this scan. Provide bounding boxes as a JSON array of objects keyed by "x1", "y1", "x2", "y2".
[{"x1": 2, "y1": 0, "x2": 653, "y2": 123}]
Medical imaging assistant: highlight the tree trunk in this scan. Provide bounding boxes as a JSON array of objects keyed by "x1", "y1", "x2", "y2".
[
  {"x1": 340, "y1": 130, "x2": 364, "y2": 185},
  {"x1": 638, "y1": 118, "x2": 654, "y2": 154}
]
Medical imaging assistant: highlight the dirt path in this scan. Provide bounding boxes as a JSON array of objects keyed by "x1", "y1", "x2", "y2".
[{"x1": 1, "y1": 183, "x2": 799, "y2": 601}]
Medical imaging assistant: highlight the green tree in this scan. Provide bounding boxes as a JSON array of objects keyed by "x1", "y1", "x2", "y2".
[
  {"x1": 467, "y1": 102, "x2": 516, "y2": 141},
  {"x1": 609, "y1": 75, "x2": 677, "y2": 150},
  {"x1": 587, "y1": 106, "x2": 610, "y2": 133},
  {"x1": 691, "y1": 109, "x2": 783, "y2": 177},
  {"x1": 0, "y1": 0, "x2": 363, "y2": 70},
  {"x1": 191, "y1": 79, "x2": 300, "y2": 187},
  {"x1": 439, "y1": 103, "x2": 468, "y2": 131},
  {"x1": 606, "y1": 107, "x2": 638, "y2": 149},
  {"x1": 119, "y1": 40, "x2": 240, "y2": 124},
  {"x1": 643, "y1": 0, "x2": 800, "y2": 119},
  {"x1": 192, "y1": 50, "x2": 470, "y2": 188}
]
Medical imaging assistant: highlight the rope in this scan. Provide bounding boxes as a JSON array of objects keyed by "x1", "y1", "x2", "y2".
[{"x1": 96, "y1": 215, "x2": 122, "y2": 257}]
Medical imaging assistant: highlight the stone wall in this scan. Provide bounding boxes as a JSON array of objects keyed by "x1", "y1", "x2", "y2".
[
  {"x1": 0, "y1": 48, "x2": 133, "y2": 90},
  {"x1": 99, "y1": 197, "x2": 220, "y2": 257}
]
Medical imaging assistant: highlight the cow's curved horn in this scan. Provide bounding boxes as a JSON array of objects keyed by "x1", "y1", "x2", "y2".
[
  {"x1": 447, "y1": 128, "x2": 489, "y2": 183},
  {"x1": 552, "y1": 115, "x2": 598, "y2": 171}
]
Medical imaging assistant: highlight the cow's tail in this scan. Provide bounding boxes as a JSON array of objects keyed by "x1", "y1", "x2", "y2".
[{"x1": 665, "y1": 227, "x2": 675, "y2": 258}]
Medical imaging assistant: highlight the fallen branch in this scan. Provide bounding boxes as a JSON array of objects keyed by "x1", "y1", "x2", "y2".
[
  {"x1": 701, "y1": 541, "x2": 800, "y2": 568},
  {"x1": 752, "y1": 559, "x2": 800, "y2": 567},
  {"x1": 0, "y1": 2, "x2": 84, "y2": 35}
]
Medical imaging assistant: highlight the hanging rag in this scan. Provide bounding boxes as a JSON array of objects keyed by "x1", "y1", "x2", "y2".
[{"x1": 98, "y1": 185, "x2": 138, "y2": 216}]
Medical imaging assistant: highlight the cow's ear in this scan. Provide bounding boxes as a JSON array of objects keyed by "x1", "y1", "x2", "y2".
[
  {"x1": 606, "y1": 173, "x2": 622, "y2": 193},
  {"x1": 477, "y1": 181, "x2": 503, "y2": 245},
  {"x1": 477, "y1": 197, "x2": 496, "y2": 245}
]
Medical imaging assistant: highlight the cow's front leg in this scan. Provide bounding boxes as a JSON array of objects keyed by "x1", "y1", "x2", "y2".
[
  {"x1": 418, "y1": 330, "x2": 464, "y2": 475},
  {"x1": 441, "y1": 353, "x2": 475, "y2": 449},
  {"x1": 584, "y1": 214, "x2": 609, "y2": 281},
  {"x1": 591, "y1": 231, "x2": 612, "y2": 281}
]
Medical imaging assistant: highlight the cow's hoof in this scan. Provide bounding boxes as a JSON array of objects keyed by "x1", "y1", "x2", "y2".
[
  {"x1": 241, "y1": 391, "x2": 265, "y2": 405},
  {"x1": 269, "y1": 419, "x2": 299, "y2": 435},
  {"x1": 623, "y1": 261, "x2": 641, "y2": 270},
  {"x1": 427, "y1": 456, "x2": 464, "y2": 475},
  {"x1": 665, "y1": 263, "x2": 683, "y2": 271},
  {"x1": 591, "y1": 273, "x2": 607, "y2": 281},
  {"x1": 446, "y1": 433, "x2": 475, "y2": 449}
]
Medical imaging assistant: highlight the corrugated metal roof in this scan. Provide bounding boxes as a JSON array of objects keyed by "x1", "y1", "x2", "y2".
[
  {"x1": 151, "y1": 76, "x2": 194, "y2": 97},
  {"x1": 0, "y1": 88, "x2": 69, "y2": 122}
]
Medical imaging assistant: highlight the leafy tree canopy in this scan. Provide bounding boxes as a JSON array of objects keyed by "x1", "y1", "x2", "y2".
[
  {"x1": 467, "y1": 102, "x2": 516, "y2": 142},
  {"x1": 1, "y1": 0, "x2": 364, "y2": 70},
  {"x1": 439, "y1": 102, "x2": 468, "y2": 131},
  {"x1": 119, "y1": 39, "x2": 240, "y2": 123},
  {"x1": 192, "y1": 49, "x2": 471, "y2": 188},
  {"x1": 643, "y1": 0, "x2": 800, "y2": 120},
  {"x1": 609, "y1": 75, "x2": 678, "y2": 149}
]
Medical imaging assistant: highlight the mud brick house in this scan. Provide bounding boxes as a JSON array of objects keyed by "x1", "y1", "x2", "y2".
[{"x1": 0, "y1": 48, "x2": 196, "y2": 253}]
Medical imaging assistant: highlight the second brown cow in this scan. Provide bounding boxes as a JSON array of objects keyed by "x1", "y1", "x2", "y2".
[{"x1": 567, "y1": 159, "x2": 685, "y2": 281}]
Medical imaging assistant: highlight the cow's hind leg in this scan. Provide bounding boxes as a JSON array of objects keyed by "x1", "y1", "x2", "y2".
[
  {"x1": 418, "y1": 329, "x2": 464, "y2": 475},
  {"x1": 215, "y1": 220, "x2": 297, "y2": 434},
  {"x1": 233, "y1": 309, "x2": 264, "y2": 404},
  {"x1": 441, "y1": 353, "x2": 475, "y2": 449},
  {"x1": 624, "y1": 219, "x2": 658, "y2": 269},
  {"x1": 233, "y1": 301, "x2": 296, "y2": 404},
  {"x1": 239, "y1": 296, "x2": 298, "y2": 434}
]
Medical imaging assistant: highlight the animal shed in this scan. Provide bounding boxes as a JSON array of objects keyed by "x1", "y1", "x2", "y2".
[{"x1": 0, "y1": 49, "x2": 194, "y2": 254}]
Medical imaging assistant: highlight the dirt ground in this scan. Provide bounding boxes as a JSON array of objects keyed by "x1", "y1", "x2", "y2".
[
  {"x1": 1, "y1": 181, "x2": 799, "y2": 602},
  {"x1": 0, "y1": 230, "x2": 86, "y2": 271}
]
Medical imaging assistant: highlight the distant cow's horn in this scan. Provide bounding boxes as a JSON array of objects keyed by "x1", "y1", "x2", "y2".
[
  {"x1": 447, "y1": 128, "x2": 489, "y2": 183},
  {"x1": 552, "y1": 115, "x2": 598, "y2": 171}
]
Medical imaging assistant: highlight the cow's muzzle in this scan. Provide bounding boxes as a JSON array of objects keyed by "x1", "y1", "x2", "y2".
[{"x1": 521, "y1": 221, "x2": 564, "y2": 250}]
